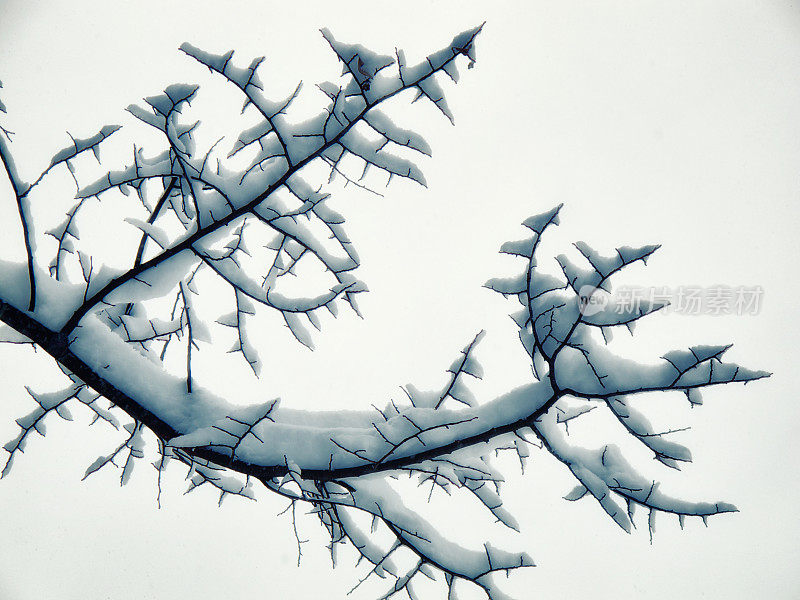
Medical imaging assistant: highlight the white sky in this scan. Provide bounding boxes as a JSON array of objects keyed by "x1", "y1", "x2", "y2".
[{"x1": 0, "y1": 1, "x2": 799, "y2": 599}]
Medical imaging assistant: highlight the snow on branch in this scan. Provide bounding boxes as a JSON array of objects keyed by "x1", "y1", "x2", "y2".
[
  {"x1": 537, "y1": 411, "x2": 737, "y2": 540},
  {"x1": 52, "y1": 24, "x2": 482, "y2": 353},
  {"x1": 31, "y1": 125, "x2": 122, "y2": 193},
  {"x1": 0, "y1": 83, "x2": 37, "y2": 310},
  {"x1": 77, "y1": 148, "x2": 177, "y2": 199},
  {"x1": 403, "y1": 330, "x2": 485, "y2": 410},
  {"x1": 485, "y1": 205, "x2": 769, "y2": 538},
  {"x1": 2, "y1": 383, "x2": 78, "y2": 478},
  {"x1": 179, "y1": 42, "x2": 294, "y2": 165}
]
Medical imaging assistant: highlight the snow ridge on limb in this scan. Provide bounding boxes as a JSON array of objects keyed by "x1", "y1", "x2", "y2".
[
  {"x1": 487, "y1": 205, "x2": 769, "y2": 538},
  {"x1": 265, "y1": 474, "x2": 534, "y2": 600},
  {"x1": 1, "y1": 383, "x2": 79, "y2": 478},
  {"x1": 250, "y1": 333, "x2": 536, "y2": 598},
  {"x1": 402, "y1": 330, "x2": 485, "y2": 410}
]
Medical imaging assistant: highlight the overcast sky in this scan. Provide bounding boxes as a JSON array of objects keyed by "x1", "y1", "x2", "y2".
[{"x1": 0, "y1": 2, "x2": 799, "y2": 599}]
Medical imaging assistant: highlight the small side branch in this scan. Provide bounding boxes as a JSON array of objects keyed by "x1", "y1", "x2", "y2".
[{"x1": 0, "y1": 134, "x2": 35, "y2": 311}]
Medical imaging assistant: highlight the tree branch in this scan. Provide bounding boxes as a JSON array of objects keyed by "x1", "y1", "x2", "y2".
[
  {"x1": 0, "y1": 134, "x2": 36, "y2": 311},
  {"x1": 58, "y1": 25, "x2": 484, "y2": 336}
]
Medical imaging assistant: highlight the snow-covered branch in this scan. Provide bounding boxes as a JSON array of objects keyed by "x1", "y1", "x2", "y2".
[{"x1": 0, "y1": 24, "x2": 768, "y2": 600}]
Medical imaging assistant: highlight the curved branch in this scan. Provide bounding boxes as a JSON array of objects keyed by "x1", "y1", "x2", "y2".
[{"x1": 0, "y1": 294, "x2": 557, "y2": 484}]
